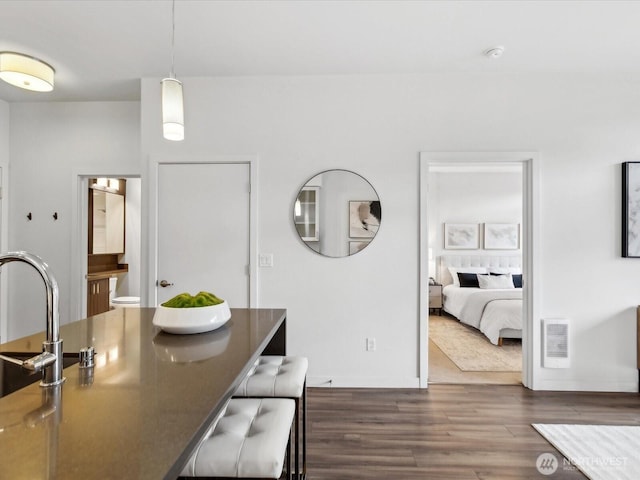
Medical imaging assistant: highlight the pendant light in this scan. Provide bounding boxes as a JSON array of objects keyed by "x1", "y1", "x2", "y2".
[
  {"x1": 0, "y1": 52, "x2": 55, "y2": 92},
  {"x1": 161, "y1": 0, "x2": 184, "y2": 141}
]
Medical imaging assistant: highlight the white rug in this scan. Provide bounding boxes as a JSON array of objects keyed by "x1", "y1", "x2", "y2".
[
  {"x1": 429, "y1": 316, "x2": 521, "y2": 371},
  {"x1": 533, "y1": 424, "x2": 640, "y2": 479}
]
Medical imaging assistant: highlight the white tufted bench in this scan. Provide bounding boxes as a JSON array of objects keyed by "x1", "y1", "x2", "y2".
[
  {"x1": 180, "y1": 398, "x2": 295, "y2": 479},
  {"x1": 234, "y1": 356, "x2": 308, "y2": 480}
]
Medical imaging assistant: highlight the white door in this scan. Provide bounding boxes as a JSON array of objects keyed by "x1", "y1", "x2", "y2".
[{"x1": 156, "y1": 163, "x2": 250, "y2": 307}]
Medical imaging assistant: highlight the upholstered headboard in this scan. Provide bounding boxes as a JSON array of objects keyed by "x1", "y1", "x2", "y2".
[{"x1": 438, "y1": 255, "x2": 521, "y2": 286}]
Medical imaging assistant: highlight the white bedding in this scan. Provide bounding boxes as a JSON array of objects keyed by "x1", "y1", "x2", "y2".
[{"x1": 443, "y1": 284, "x2": 522, "y2": 345}]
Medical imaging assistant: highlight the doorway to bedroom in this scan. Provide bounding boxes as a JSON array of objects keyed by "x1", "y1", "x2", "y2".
[
  {"x1": 429, "y1": 163, "x2": 522, "y2": 384},
  {"x1": 419, "y1": 152, "x2": 537, "y2": 388}
]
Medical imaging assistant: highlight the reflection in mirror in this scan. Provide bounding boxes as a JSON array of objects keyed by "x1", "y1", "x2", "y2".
[
  {"x1": 89, "y1": 178, "x2": 126, "y2": 254},
  {"x1": 294, "y1": 169, "x2": 381, "y2": 257}
]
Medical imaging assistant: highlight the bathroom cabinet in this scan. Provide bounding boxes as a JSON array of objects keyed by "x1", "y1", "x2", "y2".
[
  {"x1": 87, "y1": 277, "x2": 110, "y2": 316},
  {"x1": 86, "y1": 255, "x2": 128, "y2": 317}
]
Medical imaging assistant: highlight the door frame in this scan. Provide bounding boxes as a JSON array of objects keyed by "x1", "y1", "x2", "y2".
[
  {"x1": 0, "y1": 165, "x2": 8, "y2": 342},
  {"x1": 419, "y1": 151, "x2": 540, "y2": 389},
  {"x1": 145, "y1": 155, "x2": 258, "y2": 308},
  {"x1": 70, "y1": 168, "x2": 141, "y2": 321}
]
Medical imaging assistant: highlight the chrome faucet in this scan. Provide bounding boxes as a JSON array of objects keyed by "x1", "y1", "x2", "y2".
[{"x1": 0, "y1": 251, "x2": 64, "y2": 387}]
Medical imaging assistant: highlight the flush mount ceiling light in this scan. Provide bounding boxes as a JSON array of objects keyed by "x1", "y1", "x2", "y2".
[
  {"x1": 0, "y1": 52, "x2": 55, "y2": 92},
  {"x1": 161, "y1": 0, "x2": 184, "y2": 141},
  {"x1": 484, "y1": 46, "x2": 505, "y2": 59}
]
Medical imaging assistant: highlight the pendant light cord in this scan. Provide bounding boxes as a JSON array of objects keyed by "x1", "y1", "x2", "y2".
[{"x1": 170, "y1": 0, "x2": 176, "y2": 79}]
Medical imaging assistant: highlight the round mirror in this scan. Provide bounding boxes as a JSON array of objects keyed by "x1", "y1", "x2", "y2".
[{"x1": 293, "y1": 169, "x2": 382, "y2": 257}]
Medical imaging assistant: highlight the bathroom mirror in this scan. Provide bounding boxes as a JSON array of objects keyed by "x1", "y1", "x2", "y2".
[
  {"x1": 89, "y1": 179, "x2": 126, "y2": 254},
  {"x1": 293, "y1": 169, "x2": 381, "y2": 257}
]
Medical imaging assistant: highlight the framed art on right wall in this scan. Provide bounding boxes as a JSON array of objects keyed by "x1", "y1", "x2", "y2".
[
  {"x1": 622, "y1": 162, "x2": 640, "y2": 257},
  {"x1": 484, "y1": 223, "x2": 520, "y2": 250}
]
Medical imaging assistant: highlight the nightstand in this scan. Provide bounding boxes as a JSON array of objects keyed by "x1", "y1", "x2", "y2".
[{"x1": 429, "y1": 284, "x2": 443, "y2": 315}]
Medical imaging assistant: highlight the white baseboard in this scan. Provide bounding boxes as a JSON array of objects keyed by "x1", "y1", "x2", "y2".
[
  {"x1": 308, "y1": 376, "x2": 638, "y2": 392},
  {"x1": 533, "y1": 378, "x2": 638, "y2": 393},
  {"x1": 307, "y1": 376, "x2": 421, "y2": 389}
]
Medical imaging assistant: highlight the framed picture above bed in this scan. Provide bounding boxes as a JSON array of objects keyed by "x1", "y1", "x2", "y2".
[
  {"x1": 622, "y1": 162, "x2": 640, "y2": 257},
  {"x1": 443, "y1": 223, "x2": 480, "y2": 249},
  {"x1": 484, "y1": 223, "x2": 520, "y2": 250}
]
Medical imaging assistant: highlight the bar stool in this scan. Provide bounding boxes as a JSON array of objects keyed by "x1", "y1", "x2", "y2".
[
  {"x1": 234, "y1": 356, "x2": 308, "y2": 480},
  {"x1": 180, "y1": 397, "x2": 295, "y2": 479}
]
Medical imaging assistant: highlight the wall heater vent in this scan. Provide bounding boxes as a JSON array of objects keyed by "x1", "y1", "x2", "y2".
[{"x1": 542, "y1": 318, "x2": 570, "y2": 368}]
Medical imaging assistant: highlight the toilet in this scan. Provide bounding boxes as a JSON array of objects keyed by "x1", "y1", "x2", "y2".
[{"x1": 109, "y1": 277, "x2": 140, "y2": 308}]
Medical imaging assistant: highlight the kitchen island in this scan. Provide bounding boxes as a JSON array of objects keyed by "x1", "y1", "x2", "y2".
[{"x1": 0, "y1": 307, "x2": 286, "y2": 479}]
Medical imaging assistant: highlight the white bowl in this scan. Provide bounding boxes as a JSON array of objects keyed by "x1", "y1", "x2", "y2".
[{"x1": 152, "y1": 301, "x2": 231, "y2": 334}]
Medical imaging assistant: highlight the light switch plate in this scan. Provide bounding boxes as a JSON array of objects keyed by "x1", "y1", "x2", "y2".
[{"x1": 366, "y1": 337, "x2": 376, "y2": 351}]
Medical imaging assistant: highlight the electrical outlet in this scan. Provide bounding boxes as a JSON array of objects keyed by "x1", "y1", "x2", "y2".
[
  {"x1": 366, "y1": 337, "x2": 376, "y2": 351},
  {"x1": 258, "y1": 253, "x2": 274, "y2": 267}
]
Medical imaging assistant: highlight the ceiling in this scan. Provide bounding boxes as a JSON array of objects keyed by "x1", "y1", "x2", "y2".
[{"x1": 1, "y1": 0, "x2": 640, "y2": 103}]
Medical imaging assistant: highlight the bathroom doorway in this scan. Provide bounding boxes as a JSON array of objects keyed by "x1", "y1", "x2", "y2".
[{"x1": 70, "y1": 174, "x2": 141, "y2": 321}]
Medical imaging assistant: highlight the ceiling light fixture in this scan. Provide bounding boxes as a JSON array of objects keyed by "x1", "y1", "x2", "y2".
[
  {"x1": 161, "y1": 0, "x2": 184, "y2": 141},
  {"x1": 0, "y1": 52, "x2": 55, "y2": 92}
]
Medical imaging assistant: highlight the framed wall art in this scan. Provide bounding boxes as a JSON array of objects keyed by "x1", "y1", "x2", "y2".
[
  {"x1": 443, "y1": 223, "x2": 479, "y2": 249},
  {"x1": 484, "y1": 223, "x2": 520, "y2": 250},
  {"x1": 622, "y1": 162, "x2": 640, "y2": 257}
]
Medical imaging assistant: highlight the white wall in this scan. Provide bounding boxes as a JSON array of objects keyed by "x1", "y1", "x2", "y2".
[
  {"x1": 0, "y1": 99, "x2": 8, "y2": 165},
  {"x1": 0, "y1": 100, "x2": 8, "y2": 258},
  {"x1": 429, "y1": 170, "x2": 522, "y2": 279},
  {"x1": 7, "y1": 102, "x2": 140, "y2": 339},
  {"x1": 0, "y1": 100, "x2": 8, "y2": 252},
  {"x1": 3, "y1": 72, "x2": 640, "y2": 391},
  {"x1": 0, "y1": 100, "x2": 9, "y2": 343},
  {"x1": 141, "y1": 76, "x2": 422, "y2": 387},
  {"x1": 139, "y1": 73, "x2": 640, "y2": 390}
]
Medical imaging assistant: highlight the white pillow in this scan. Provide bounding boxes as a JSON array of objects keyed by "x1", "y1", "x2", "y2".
[
  {"x1": 477, "y1": 273, "x2": 514, "y2": 289},
  {"x1": 448, "y1": 267, "x2": 488, "y2": 286},
  {"x1": 488, "y1": 267, "x2": 521, "y2": 275}
]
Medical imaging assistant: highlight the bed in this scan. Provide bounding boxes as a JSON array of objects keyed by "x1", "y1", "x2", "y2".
[{"x1": 438, "y1": 255, "x2": 522, "y2": 345}]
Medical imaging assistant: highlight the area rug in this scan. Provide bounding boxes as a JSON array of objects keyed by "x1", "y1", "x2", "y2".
[
  {"x1": 429, "y1": 316, "x2": 521, "y2": 371},
  {"x1": 533, "y1": 424, "x2": 640, "y2": 480}
]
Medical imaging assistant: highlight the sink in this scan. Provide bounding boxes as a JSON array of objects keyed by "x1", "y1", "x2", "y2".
[{"x1": 0, "y1": 352, "x2": 80, "y2": 399}]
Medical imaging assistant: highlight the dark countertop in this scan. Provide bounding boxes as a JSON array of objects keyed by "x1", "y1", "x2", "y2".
[
  {"x1": 85, "y1": 267, "x2": 129, "y2": 279},
  {"x1": 0, "y1": 307, "x2": 286, "y2": 479}
]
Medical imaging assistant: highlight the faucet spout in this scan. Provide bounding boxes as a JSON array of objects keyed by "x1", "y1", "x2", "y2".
[{"x1": 0, "y1": 251, "x2": 64, "y2": 387}]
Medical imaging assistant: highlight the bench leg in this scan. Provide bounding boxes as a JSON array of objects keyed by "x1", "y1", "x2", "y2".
[
  {"x1": 302, "y1": 379, "x2": 307, "y2": 480},
  {"x1": 294, "y1": 397, "x2": 300, "y2": 480},
  {"x1": 292, "y1": 380, "x2": 307, "y2": 480},
  {"x1": 302, "y1": 380, "x2": 307, "y2": 479},
  {"x1": 287, "y1": 422, "x2": 292, "y2": 480}
]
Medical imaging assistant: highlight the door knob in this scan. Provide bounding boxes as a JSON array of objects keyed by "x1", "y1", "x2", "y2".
[{"x1": 158, "y1": 280, "x2": 174, "y2": 288}]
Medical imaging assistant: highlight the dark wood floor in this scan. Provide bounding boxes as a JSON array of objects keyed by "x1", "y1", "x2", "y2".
[{"x1": 306, "y1": 385, "x2": 640, "y2": 479}]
